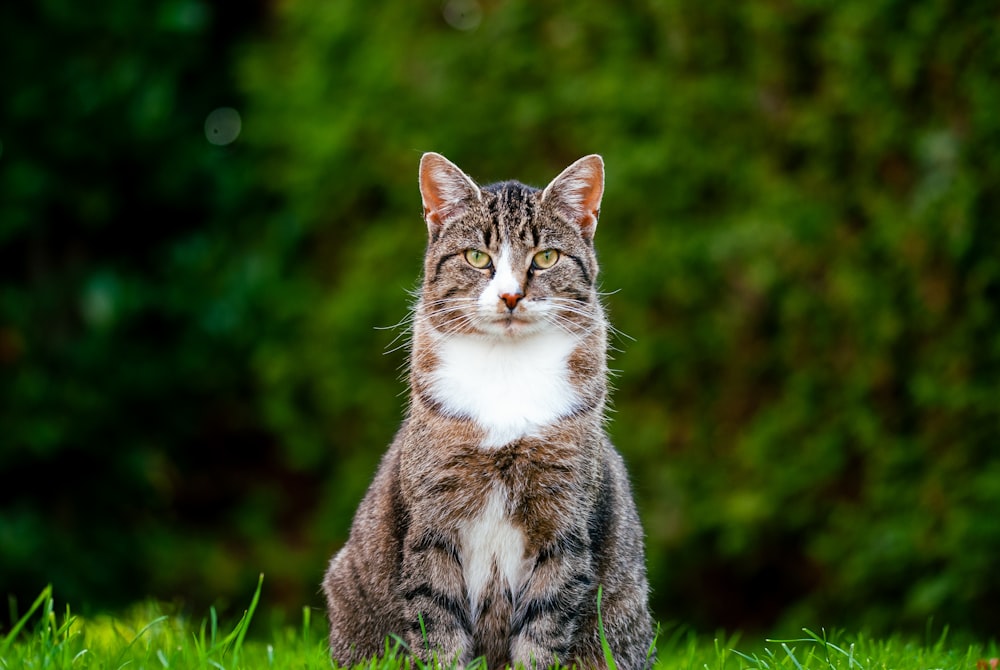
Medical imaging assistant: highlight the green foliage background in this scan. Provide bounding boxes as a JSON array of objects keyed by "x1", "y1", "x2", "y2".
[{"x1": 3, "y1": 0, "x2": 999, "y2": 636}]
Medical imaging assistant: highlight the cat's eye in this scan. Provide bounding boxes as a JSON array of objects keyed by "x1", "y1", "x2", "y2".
[
  {"x1": 532, "y1": 249, "x2": 560, "y2": 270},
  {"x1": 464, "y1": 249, "x2": 492, "y2": 269}
]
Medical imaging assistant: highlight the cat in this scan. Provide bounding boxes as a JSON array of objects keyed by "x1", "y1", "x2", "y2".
[{"x1": 323, "y1": 152, "x2": 654, "y2": 669}]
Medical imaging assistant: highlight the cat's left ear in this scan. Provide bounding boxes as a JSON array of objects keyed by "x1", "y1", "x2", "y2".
[
  {"x1": 541, "y1": 154, "x2": 604, "y2": 241},
  {"x1": 419, "y1": 152, "x2": 482, "y2": 238}
]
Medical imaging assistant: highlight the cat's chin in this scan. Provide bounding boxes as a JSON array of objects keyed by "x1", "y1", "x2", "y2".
[{"x1": 479, "y1": 316, "x2": 543, "y2": 339}]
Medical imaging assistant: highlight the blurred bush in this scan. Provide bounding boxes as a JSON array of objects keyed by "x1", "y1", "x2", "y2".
[
  {"x1": 3, "y1": 0, "x2": 999, "y2": 636},
  {"x1": 0, "y1": 0, "x2": 280, "y2": 612}
]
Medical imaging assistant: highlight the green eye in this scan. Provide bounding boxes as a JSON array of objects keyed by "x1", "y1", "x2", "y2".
[
  {"x1": 532, "y1": 249, "x2": 560, "y2": 269},
  {"x1": 464, "y1": 249, "x2": 492, "y2": 269}
]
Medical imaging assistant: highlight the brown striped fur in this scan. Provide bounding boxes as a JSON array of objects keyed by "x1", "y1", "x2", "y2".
[{"x1": 323, "y1": 154, "x2": 653, "y2": 669}]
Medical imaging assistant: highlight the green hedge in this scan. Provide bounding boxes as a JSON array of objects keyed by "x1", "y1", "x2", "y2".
[{"x1": 3, "y1": 0, "x2": 999, "y2": 635}]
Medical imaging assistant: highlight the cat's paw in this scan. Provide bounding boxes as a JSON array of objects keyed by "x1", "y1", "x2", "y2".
[{"x1": 510, "y1": 639, "x2": 563, "y2": 670}]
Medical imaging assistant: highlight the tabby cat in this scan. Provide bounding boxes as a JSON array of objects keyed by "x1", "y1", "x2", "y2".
[{"x1": 323, "y1": 153, "x2": 654, "y2": 669}]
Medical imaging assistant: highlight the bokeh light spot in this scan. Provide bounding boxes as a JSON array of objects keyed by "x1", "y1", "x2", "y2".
[
  {"x1": 204, "y1": 107, "x2": 242, "y2": 146},
  {"x1": 442, "y1": 0, "x2": 481, "y2": 31}
]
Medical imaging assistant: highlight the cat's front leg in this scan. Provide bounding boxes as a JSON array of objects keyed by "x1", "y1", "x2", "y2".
[
  {"x1": 399, "y1": 527, "x2": 474, "y2": 666},
  {"x1": 511, "y1": 532, "x2": 595, "y2": 669}
]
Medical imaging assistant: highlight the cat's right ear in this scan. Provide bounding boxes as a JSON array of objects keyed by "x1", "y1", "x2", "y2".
[{"x1": 419, "y1": 152, "x2": 482, "y2": 238}]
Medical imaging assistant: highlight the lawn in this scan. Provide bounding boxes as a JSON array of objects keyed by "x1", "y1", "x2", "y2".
[{"x1": 3, "y1": 579, "x2": 996, "y2": 670}]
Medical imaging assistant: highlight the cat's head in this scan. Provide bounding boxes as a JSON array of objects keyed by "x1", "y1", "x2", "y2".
[{"x1": 417, "y1": 153, "x2": 605, "y2": 340}]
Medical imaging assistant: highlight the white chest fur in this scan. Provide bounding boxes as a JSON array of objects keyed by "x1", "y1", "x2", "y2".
[
  {"x1": 428, "y1": 330, "x2": 581, "y2": 448},
  {"x1": 460, "y1": 487, "x2": 529, "y2": 619}
]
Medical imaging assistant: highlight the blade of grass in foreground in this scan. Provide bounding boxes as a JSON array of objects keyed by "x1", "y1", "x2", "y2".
[
  {"x1": 596, "y1": 585, "x2": 618, "y2": 670},
  {"x1": 220, "y1": 572, "x2": 264, "y2": 659},
  {"x1": 0, "y1": 584, "x2": 52, "y2": 655}
]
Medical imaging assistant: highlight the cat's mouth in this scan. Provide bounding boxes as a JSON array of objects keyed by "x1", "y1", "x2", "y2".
[{"x1": 483, "y1": 313, "x2": 535, "y2": 336}]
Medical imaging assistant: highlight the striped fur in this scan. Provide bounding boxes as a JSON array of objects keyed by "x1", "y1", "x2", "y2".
[{"x1": 323, "y1": 154, "x2": 654, "y2": 669}]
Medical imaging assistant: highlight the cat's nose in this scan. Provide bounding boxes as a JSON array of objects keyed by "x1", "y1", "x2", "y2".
[{"x1": 500, "y1": 292, "x2": 523, "y2": 310}]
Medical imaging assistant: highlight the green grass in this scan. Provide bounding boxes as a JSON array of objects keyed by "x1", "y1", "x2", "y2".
[{"x1": 2, "y1": 579, "x2": 996, "y2": 670}]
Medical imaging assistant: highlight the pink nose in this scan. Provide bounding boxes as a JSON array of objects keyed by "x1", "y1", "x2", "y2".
[{"x1": 500, "y1": 292, "x2": 523, "y2": 310}]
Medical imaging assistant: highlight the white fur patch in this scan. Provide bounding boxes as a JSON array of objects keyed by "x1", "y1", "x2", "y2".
[
  {"x1": 460, "y1": 487, "x2": 529, "y2": 620},
  {"x1": 479, "y1": 245, "x2": 521, "y2": 308},
  {"x1": 428, "y1": 329, "x2": 580, "y2": 448}
]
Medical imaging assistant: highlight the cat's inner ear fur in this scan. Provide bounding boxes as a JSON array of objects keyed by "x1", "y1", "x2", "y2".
[
  {"x1": 541, "y1": 155, "x2": 605, "y2": 241},
  {"x1": 419, "y1": 152, "x2": 482, "y2": 238}
]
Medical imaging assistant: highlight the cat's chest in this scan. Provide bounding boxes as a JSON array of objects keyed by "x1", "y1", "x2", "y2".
[{"x1": 428, "y1": 332, "x2": 580, "y2": 448}]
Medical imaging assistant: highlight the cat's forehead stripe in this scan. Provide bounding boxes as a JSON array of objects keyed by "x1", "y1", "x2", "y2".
[{"x1": 482, "y1": 182, "x2": 540, "y2": 245}]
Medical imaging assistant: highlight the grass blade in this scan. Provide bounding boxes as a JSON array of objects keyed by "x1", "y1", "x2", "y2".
[
  {"x1": 781, "y1": 643, "x2": 805, "y2": 670},
  {"x1": 596, "y1": 585, "x2": 618, "y2": 670},
  {"x1": 233, "y1": 573, "x2": 264, "y2": 655},
  {"x1": 0, "y1": 585, "x2": 53, "y2": 654},
  {"x1": 216, "y1": 573, "x2": 265, "y2": 658},
  {"x1": 112, "y1": 615, "x2": 168, "y2": 669}
]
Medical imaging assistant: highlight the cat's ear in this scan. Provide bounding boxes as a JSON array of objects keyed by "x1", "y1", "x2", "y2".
[
  {"x1": 541, "y1": 154, "x2": 604, "y2": 241},
  {"x1": 419, "y1": 152, "x2": 482, "y2": 237}
]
